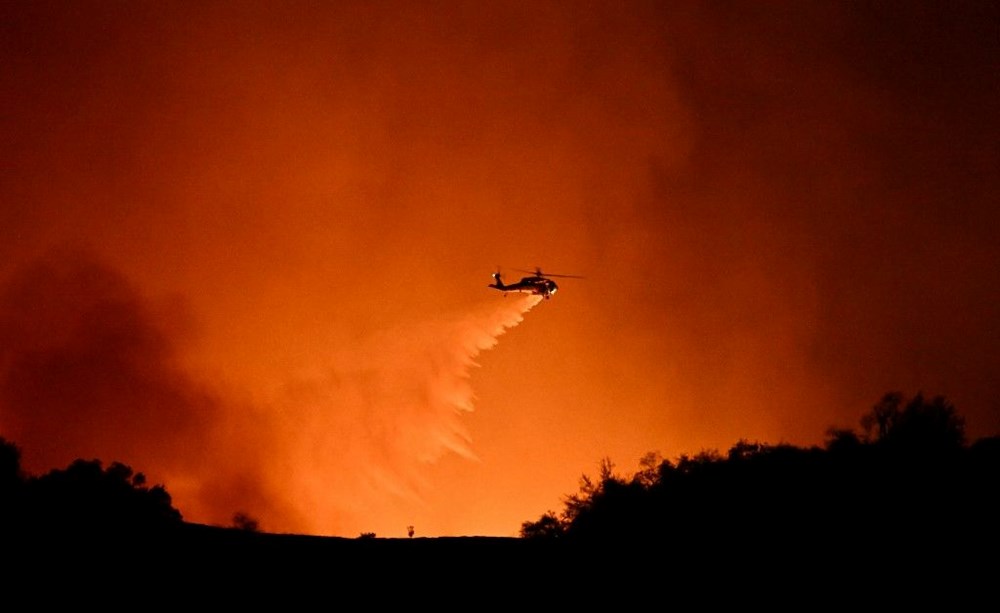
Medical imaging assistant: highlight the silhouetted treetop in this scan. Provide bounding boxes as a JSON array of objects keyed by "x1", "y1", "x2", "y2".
[
  {"x1": 1, "y1": 437, "x2": 25, "y2": 526},
  {"x1": 521, "y1": 392, "x2": 998, "y2": 551},
  {"x1": 0, "y1": 436, "x2": 183, "y2": 540},
  {"x1": 26, "y1": 458, "x2": 182, "y2": 532},
  {"x1": 862, "y1": 391, "x2": 965, "y2": 452},
  {"x1": 0, "y1": 436, "x2": 22, "y2": 487}
]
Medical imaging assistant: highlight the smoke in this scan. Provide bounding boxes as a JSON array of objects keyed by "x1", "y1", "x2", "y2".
[
  {"x1": 0, "y1": 247, "x2": 543, "y2": 535},
  {"x1": 0, "y1": 246, "x2": 219, "y2": 479}
]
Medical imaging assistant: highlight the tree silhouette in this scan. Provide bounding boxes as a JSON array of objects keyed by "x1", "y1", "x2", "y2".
[
  {"x1": 861, "y1": 391, "x2": 905, "y2": 441},
  {"x1": 0, "y1": 437, "x2": 184, "y2": 544},
  {"x1": 520, "y1": 511, "x2": 565, "y2": 540},
  {"x1": 232, "y1": 511, "x2": 260, "y2": 532},
  {"x1": 519, "y1": 392, "x2": 999, "y2": 556},
  {"x1": 25, "y1": 458, "x2": 182, "y2": 535},
  {"x1": 886, "y1": 393, "x2": 965, "y2": 451},
  {"x1": 0, "y1": 436, "x2": 22, "y2": 491},
  {"x1": 0, "y1": 437, "x2": 25, "y2": 528},
  {"x1": 861, "y1": 391, "x2": 965, "y2": 452}
]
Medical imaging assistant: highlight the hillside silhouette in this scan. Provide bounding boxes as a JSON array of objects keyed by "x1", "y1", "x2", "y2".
[{"x1": 2, "y1": 391, "x2": 998, "y2": 591}]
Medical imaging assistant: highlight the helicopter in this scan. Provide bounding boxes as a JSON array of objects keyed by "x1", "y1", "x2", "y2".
[{"x1": 488, "y1": 267, "x2": 584, "y2": 299}]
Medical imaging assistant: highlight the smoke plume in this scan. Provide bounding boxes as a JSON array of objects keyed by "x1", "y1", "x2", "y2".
[
  {"x1": 0, "y1": 248, "x2": 542, "y2": 535},
  {"x1": 0, "y1": 246, "x2": 218, "y2": 480}
]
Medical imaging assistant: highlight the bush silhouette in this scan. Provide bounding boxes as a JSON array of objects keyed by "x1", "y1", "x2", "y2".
[
  {"x1": 25, "y1": 458, "x2": 182, "y2": 534},
  {"x1": 520, "y1": 392, "x2": 999, "y2": 553},
  {"x1": 0, "y1": 437, "x2": 183, "y2": 541},
  {"x1": 232, "y1": 511, "x2": 260, "y2": 532}
]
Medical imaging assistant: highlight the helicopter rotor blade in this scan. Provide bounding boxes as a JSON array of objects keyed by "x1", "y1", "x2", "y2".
[{"x1": 513, "y1": 267, "x2": 584, "y2": 279}]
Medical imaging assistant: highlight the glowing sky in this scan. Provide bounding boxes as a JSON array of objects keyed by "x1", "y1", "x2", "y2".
[{"x1": 2, "y1": 1, "x2": 998, "y2": 537}]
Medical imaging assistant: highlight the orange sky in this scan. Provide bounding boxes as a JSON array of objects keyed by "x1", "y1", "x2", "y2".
[{"x1": 2, "y1": 1, "x2": 998, "y2": 537}]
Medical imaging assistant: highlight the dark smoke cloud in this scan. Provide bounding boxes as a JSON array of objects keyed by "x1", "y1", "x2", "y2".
[
  {"x1": 0, "y1": 246, "x2": 310, "y2": 529},
  {"x1": 0, "y1": 246, "x2": 544, "y2": 534},
  {"x1": 0, "y1": 245, "x2": 217, "y2": 476}
]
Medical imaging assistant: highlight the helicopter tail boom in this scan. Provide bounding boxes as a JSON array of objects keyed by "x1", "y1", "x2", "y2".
[{"x1": 489, "y1": 272, "x2": 505, "y2": 290}]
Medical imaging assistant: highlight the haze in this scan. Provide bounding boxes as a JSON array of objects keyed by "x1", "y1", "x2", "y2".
[{"x1": 2, "y1": 1, "x2": 997, "y2": 537}]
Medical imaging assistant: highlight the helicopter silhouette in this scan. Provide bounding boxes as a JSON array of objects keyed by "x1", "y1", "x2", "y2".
[{"x1": 489, "y1": 267, "x2": 584, "y2": 299}]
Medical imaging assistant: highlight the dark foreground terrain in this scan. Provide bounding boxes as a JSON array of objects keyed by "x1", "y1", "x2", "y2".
[
  {"x1": 8, "y1": 518, "x2": 993, "y2": 596},
  {"x1": 4, "y1": 395, "x2": 997, "y2": 600}
]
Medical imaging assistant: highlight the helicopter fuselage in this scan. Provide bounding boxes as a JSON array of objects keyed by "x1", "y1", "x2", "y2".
[{"x1": 489, "y1": 274, "x2": 558, "y2": 299}]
